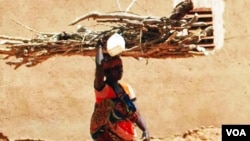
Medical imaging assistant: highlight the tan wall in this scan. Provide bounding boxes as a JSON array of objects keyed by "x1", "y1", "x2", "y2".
[{"x1": 1, "y1": 0, "x2": 250, "y2": 140}]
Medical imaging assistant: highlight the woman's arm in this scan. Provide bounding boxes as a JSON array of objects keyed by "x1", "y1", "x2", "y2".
[
  {"x1": 125, "y1": 84, "x2": 150, "y2": 140},
  {"x1": 131, "y1": 100, "x2": 150, "y2": 141},
  {"x1": 94, "y1": 43, "x2": 105, "y2": 91},
  {"x1": 135, "y1": 110, "x2": 150, "y2": 141}
]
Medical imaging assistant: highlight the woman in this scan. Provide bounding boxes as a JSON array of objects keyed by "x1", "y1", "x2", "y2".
[{"x1": 90, "y1": 36, "x2": 150, "y2": 141}]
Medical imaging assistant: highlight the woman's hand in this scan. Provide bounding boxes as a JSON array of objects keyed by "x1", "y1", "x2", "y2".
[{"x1": 141, "y1": 130, "x2": 150, "y2": 141}]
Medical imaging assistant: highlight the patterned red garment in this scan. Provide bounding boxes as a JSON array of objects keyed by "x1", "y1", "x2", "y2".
[
  {"x1": 90, "y1": 82, "x2": 137, "y2": 141},
  {"x1": 95, "y1": 129, "x2": 123, "y2": 141}
]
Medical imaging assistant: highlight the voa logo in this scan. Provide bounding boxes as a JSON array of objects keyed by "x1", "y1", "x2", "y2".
[{"x1": 226, "y1": 129, "x2": 246, "y2": 136}]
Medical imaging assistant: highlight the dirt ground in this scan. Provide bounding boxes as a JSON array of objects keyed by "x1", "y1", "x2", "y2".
[{"x1": 0, "y1": 0, "x2": 250, "y2": 141}]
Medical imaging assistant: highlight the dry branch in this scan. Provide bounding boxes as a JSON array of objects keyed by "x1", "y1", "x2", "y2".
[{"x1": 0, "y1": 0, "x2": 213, "y2": 69}]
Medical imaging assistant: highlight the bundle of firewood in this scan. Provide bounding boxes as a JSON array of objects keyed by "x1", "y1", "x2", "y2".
[{"x1": 0, "y1": 0, "x2": 213, "y2": 69}]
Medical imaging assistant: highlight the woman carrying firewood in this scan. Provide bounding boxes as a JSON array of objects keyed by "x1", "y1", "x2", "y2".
[{"x1": 90, "y1": 33, "x2": 150, "y2": 141}]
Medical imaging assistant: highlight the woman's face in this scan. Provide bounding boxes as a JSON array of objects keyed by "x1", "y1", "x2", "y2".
[
  {"x1": 105, "y1": 64, "x2": 123, "y2": 81},
  {"x1": 102, "y1": 56, "x2": 123, "y2": 81}
]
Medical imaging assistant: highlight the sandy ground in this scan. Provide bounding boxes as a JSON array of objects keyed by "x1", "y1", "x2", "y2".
[{"x1": 0, "y1": 0, "x2": 250, "y2": 140}]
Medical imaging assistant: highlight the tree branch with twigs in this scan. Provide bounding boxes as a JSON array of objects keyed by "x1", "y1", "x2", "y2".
[{"x1": 0, "y1": 0, "x2": 213, "y2": 69}]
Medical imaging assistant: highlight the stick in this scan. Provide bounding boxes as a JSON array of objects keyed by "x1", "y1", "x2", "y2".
[
  {"x1": 11, "y1": 18, "x2": 55, "y2": 36},
  {"x1": 125, "y1": 0, "x2": 137, "y2": 13},
  {"x1": 68, "y1": 11, "x2": 159, "y2": 26},
  {"x1": 0, "y1": 35, "x2": 30, "y2": 42},
  {"x1": 116, "y1": 0, "x2": 123, "y2": 11}
]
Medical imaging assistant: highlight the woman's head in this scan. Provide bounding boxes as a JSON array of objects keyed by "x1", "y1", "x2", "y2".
[{"x1": 102, "y1": 53, "x2": 123, "y2": 81}]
